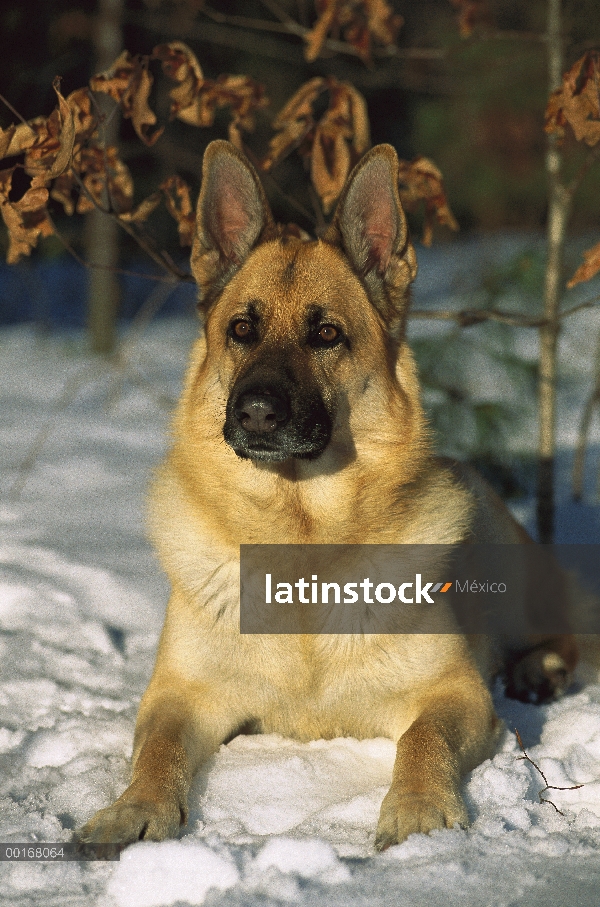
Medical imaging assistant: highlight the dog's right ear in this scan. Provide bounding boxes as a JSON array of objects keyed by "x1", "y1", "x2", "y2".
[{"x1": 192, "y1": 140, "x2": 274, "y2": 310}]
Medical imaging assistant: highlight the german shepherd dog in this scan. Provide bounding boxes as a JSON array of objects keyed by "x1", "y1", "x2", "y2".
[{"x1": 77, "y1": 141, "x2": 577, "y2": 850}]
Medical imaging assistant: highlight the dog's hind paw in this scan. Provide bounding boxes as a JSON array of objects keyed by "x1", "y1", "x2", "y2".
[
  {"x1": 505, "y1": 648, "x2": 572, "y2": 704},
  {"x1": 374, "y1": 787, "x2": 468, "y2": 851},
  {"x1": 74, "y1": 793, "x2": 185, "y2": 847}
]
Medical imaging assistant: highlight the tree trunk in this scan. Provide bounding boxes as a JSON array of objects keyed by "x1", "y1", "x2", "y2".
[
  {"x1": 537, "y1": 0, "x2": 570, "y2": 542},
  {"x1": 85, "y1": 0, "x2": 124, "y2": 355}
]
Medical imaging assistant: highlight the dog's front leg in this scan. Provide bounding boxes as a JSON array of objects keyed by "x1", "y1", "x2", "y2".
[
  {"x1": 76, "y1": 682, "x2": 231, "y2": 845},
  {"x1": 375, "y1": 679, "x2": 498, "y2": 850}
]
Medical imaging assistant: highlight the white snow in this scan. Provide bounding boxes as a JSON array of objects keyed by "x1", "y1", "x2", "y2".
[
  {"x1": 107, "y1": 842, "x2": 240, "y2": 907},
  {"x1": 2, "y1": 282, "x2": 600, "y2": 905}
]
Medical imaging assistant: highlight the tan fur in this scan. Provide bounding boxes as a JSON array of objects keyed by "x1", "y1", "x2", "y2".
[{"x1": 77, "y1": 142, "x2": 575, "y2": 850}]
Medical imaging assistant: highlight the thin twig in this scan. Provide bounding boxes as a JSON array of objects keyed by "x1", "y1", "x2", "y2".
[
  {"x1": 409, "y1": 293, "x2": 600, "y2": 328},
  {"x1": 259, "y1": 0, "x2": 304, "y2": 28},
  {"x1": 88, "y1": 84, "x2": 121, "y2": 135},
  {"x1": 200, "y1": 5, "x2": 446, "y2": 62},
  {"x1": 69, "y1": 165, "x2": 109, "y2": 214},
  {"x1": 474, "y1": 28, "x2": 548, "y2": 43},
  {"x1": 515, "y1": 728, "x2": 583, "y2": 816},
  {"x1": 116, "y1": 216, "x2": 194, "y2": 282},
  {"x1": 69, "y1": 165, "x2": 193, "y2": 281},
  {"x1": 88, "y1": 90, "x2": 120, "y2": 214},
  {"x1": 242, "y1": 142, "x2": 316, "y2": 224},
  {"x1": 47, "y1": 212, "x2": 193, "y2": 284},
  {"x1": 0, "y1": 92, "x2": 34, "y2": 130},
  {"x1": 203, "y1": 3, "x2": 304, "y2": 37},
  {"x1": 558, "y1": 294, "x2": 600, "y2": 320}
]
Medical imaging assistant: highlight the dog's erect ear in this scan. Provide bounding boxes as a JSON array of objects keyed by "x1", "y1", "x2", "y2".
[
  {"x1": 192, "y1": 140, "x2": 274, "y2": 309},
  {"x1": 327, "y1": 144, "x2": 417, "y2": 329}
]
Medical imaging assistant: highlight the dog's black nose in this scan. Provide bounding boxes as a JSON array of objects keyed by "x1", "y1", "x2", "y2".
[{"x1": 234, "y1": 392, "x2": 288, "y2": 434}]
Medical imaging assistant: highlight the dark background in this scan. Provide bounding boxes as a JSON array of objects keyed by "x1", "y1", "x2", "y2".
[{"x1": 0, "y1": 0, "x2": 599, "y2": 327}]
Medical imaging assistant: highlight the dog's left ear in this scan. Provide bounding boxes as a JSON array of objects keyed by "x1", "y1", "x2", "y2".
[
  {"x1": 192, "y1": 140, "x2": 274, "y2": 310},
  {"x1": 327, "y1": 144, "x2": 417, "y2": 328}
]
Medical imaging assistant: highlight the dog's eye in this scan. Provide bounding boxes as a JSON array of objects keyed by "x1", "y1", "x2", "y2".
[
  {"x1": 229, "y1": 319, "x2": 256, "y2": 343},
  {"x1": 309, "y1": 323, "x2": 343, "y2": 349},
  {"x1": 319, "y1": 325, "x2": 339, "y2": 343}
]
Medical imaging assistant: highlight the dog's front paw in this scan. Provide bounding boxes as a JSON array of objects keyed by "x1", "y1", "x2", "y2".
[
  {"x1": 374, "y1": 786, "x2": 468, "y2": 851},
  {"x1": 75, "y1": 789, "x2": 185, "y2": 846}
]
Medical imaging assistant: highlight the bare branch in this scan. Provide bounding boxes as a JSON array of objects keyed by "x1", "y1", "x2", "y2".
[
  {"x1": 409, "y1": 294, "x2": 600, "y2": 328},
  {"x1": 515, "y1": 728, "x2": 583, "y2": 816},
  {"x1": 115, "y1": 215, "x2": 194, "y2": 282},
  {"x1": 202, "y1": 5, "x2": 304, "y2": 37},
  {"x1": 259, "y1": 0, "x2": 300, "y2": 27},
  {"x1": 475, "y1": 28, "x2": 548, "y2": 43},
  {"x1": 46, "y1": 211, "x2": 189, "y2": 285},
  {"x1": 68, "y1": 164, "x2": 193, "y2": 281},
  {"x1": 0, "y1": 92, "x2": 34, "y2": 130},
  {"x1": 128, "y1": 7, "x2": 445, "y2": 65},
  {"x1": 242, "y1": 141, "x2": 316, "y2": 224}
]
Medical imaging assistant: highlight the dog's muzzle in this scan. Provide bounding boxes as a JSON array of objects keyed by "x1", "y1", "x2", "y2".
[
  {"x1": 234, "y1": 390, "x2": 289, "y2": 435},
  {"x1": 224, "y1": 376, "x2": 332, "y2": 462}
]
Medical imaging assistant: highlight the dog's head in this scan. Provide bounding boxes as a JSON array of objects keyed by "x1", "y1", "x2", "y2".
[{"x1": 188, "y1": 140, "x2": 419, "y2": 465}]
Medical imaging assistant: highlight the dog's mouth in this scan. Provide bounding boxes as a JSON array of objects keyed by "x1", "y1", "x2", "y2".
[{"x1": 224, "y1": 382, "x2": 332, "y2": 462}]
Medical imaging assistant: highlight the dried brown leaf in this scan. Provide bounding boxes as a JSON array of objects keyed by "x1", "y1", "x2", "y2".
[
  {"x1": 363, "y1": 0, "x2": 403, "y2": 45},
  {"x1": 2, "y1": 80, "x2": 76, "y2": 192},
  {"x1": 449, "y1": 0, "x2": 491, "y2": 38},
  {"x1": 305, "y1": 0, "x2": 340, "y2": 63},
  {"x1": 567, "y1": 240, "x2": 600, "y2": 288},
  {"x1": 4, "y1": 120, "x2": 39, "y2": 158},
  {"x1": 119, "y1": 175, "x2": 195, "y2": 245},
  {"x1": 0, "y1": 167, "x2": 53, "y2": 263},
  {"x1": 545, "y1": 52, "x2": 600, "y2": 147},
  {"x1": 264, "y1": 120, "x2": 312, "y2": 171},
  {"x1": 344, "y1": 82, "x2": 370, "y2": 154},
  {"x1": 305, "y1": 0, "x2": 402, "y2": 63},
  {"x1": 160, "y1": 175, "x2": 195, "y2": 246},
  {"x1": 130, "y1": 63, "x2": 162, "y2": 146},
  {"x1": 90, "y1": 50, "x2": 162, "y2": 145},
  {"x1": 0, "y1": 125, "x2": 16, "y2": 160},
  {"x1": 273, "y1": 78, "x2": 326, "y2": 132},
  {"x1": 227, "y1": 120, "x2": 244, "y2": 150},
  {"x1": 44, "y1": 78, "x2": 75, "y2": 179},
  {"x1": 119, "y1": 191, "x2": 163, "y2": 224},
  {"x1": 170, "y1": 75, "x2": 269, "y2": 140},
  {"x1": 264, "y1": 76, "x2": 369, "y2": 213},
  {"x1": 50, "y1": 171, "x2": 77, "y2": 215},
  {"x1": 397, "y1": 156, "x2": 458, "y2": 245},
  {"x1": 4, "y1": 96, "x2": 72, "y2": 186},
  {"x1": 67, "y1": 88, "x2": 97, "y2": 145},
  {"x1": 153, "y1": 41, "x2": 204, "y2": 122},
  {"x1": 90, "y1": 50, "x2": 138, "y2": 104},
  {"x1": 72, "y1": 144, "x2": 134, "y2": 214},
  {"x1": 311, "y1": 124, "x2": 351, "y2": 213}
]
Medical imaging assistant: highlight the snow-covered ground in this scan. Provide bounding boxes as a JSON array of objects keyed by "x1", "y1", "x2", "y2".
[{"x1": 2, "y1": 239, "x2": 600, "y2": 906}]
